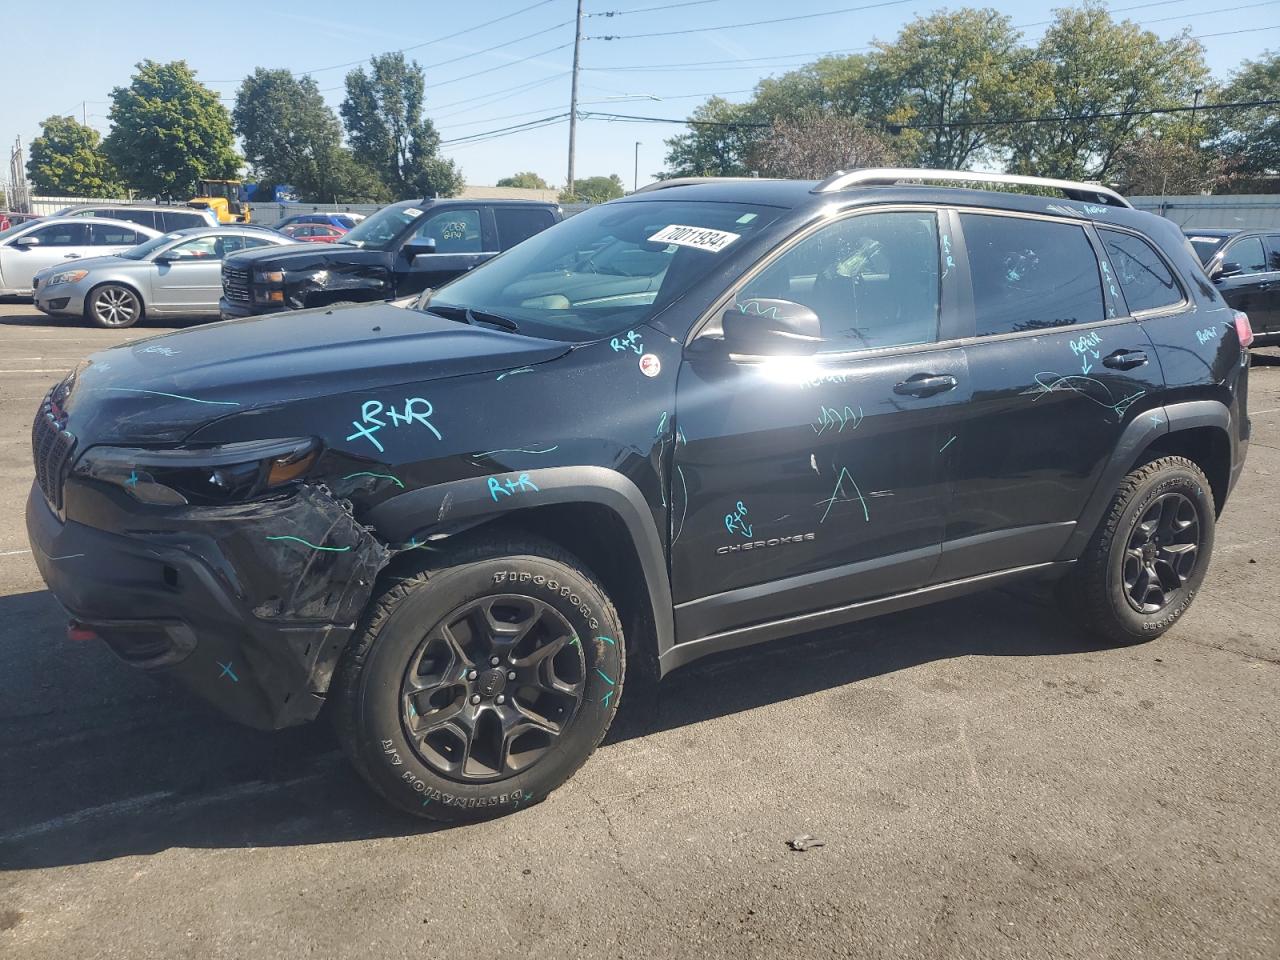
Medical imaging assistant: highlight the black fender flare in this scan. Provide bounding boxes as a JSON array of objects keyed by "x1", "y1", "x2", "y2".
[
  {"x1": 364, "y1": 465, "x2": 676, "y2": 666},
  {"x1": 1057, "y1": 399, "x2": 1232, "y2": 561}
]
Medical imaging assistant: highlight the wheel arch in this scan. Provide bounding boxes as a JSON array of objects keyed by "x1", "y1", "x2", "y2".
[
  {"x1": 365, "y1": 466, "x2": 675, "y2": 671},
  {"x1": 1059, "y1": 399, "x2": 1234, "y2": 561}
]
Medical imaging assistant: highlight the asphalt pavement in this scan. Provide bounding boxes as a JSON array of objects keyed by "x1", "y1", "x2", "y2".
[{"x1": 0, "y1": 301, "x2": 1276, "y2": 959}]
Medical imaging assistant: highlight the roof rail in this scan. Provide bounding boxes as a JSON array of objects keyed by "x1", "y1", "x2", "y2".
[
  {"x1": 632, "y1": 176, "x2": 779, "y2": 194},
  {"x1": 811, "y1": 167, "x2": 1132, "y2": 208}
]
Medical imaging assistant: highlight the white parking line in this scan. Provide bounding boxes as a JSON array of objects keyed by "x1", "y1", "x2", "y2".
[
  {"x1": 0, "y1": 369, "x2": 72, "y2": 374},
  {"x1": 0, "y1": 549, "x2": 31, "y2": 557}
]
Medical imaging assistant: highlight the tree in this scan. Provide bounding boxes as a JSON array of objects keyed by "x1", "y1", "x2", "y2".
[
  {"x1": 748, "y1": 109, "x2": 897, "y2": 179},
  {"x1": 1213, "y1": 51, "x2": 1280, "y2": 183},
  {"x1": 559, "y1": 174, "x2": 624, "y2": 203},
  {"x1": 340, "y1": 52, "x2": 463, "y2": 198},
  {"x1": 660, "y1": 98, "x2": 759, "y2": 178},
  {"x1": 1001, "y1": 5, "x2": 1210, "y2": 180},
  {"x1": 1110, "y1": 136, "x2": 1231, "y2": 195},
  {"x1": 103, "y1": 60, "x2": 240, "y2": 198},
  {"x1": 26, "y1": 115, "x2": 122, "y2": 197},
  {"x1": 496, "y1": 171, "x2": 551, "y2": 189},
  {"x1": 869, "y1": 8, "x2": 1028, "y2": 169},
  {"x1": 233, "y1": 68, "x2": 346, "y2": 202}
]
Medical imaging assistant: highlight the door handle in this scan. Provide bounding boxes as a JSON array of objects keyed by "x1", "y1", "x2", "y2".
[
  {"x1": 1102, "y1": 349, "x2": 1148, "y2": 370},
  {"x1": 893, "y1": 373, "x2": 958, "y2": 397},
  {"x1": 63, "y1": 253, "x2": 81, "y2": 259}
]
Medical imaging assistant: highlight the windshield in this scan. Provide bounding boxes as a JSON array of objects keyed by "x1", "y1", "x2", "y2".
[
  {"x1": 119, "y1": 232, "x2": 185, "y2": 260},
  {"x1": 341, "y1": 203, "x2": 420, "y2": 251},
  {"x1": 1187, "y1": 234, "x2": 1228, "y2": 265},
  {"x1": 421, "y1": 199, "x2": 784, "y2": 340}
]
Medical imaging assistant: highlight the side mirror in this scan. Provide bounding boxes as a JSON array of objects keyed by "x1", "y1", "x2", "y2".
[
  {"x1": 1213, "y1": 261, "x2": 1242, "y2": 280},
  {"x1": 13, "y1": 235, "x2": 39, "y2": 248},
  {"x1": 404, "y1": 237, "x2": 437, "y2": 258},
  {"x1": 152, "y1": 254, "x2": 172, "y2": 265},
  {"x1": 721, "y1": 298, "x2": 823, "y2": 356}
]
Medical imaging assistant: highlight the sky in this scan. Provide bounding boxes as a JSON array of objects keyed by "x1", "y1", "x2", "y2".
[{"x1": 0, "y1": 0, "x2": 1275, "y2": 193}]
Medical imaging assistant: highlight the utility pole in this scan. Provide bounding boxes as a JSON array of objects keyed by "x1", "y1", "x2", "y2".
[
  {"x1": 82, "y1": 101, "x2": 87, "y2": 126},
  {"x1": 634, "y1": 141, "x2": 641, "y2": 192},
  {"x1": 566, "y1": 0, "x2": 584, "y2": 199}
]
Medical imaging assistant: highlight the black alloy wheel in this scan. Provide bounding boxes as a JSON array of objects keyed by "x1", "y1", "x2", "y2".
[
  {"x1": 1122, "y1": 491, "x2": 1201, "y2": 614},
  {"x1": 400, "y1": 595, "x2": 585, "y2": 783}
]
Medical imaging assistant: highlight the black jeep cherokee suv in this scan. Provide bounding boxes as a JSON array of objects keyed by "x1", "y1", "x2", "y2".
[
  {"x1": 219, "y1": 198, "x2": 561, "y2": 318},
  {"x1": 28, "y1": 169, "x2": 1251, "y2": 820}
]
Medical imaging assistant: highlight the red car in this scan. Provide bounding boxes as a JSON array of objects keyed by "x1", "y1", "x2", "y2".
[
  {"x1": 280, "y1": 223, "x2": 346, "y2": 243},
  {"x1": 0, "y1": 211, "x2": 41, "y2": 232}
]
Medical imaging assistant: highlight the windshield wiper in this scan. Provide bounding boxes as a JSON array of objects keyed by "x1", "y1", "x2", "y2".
[{"x1": 427, "y1": 303, "x2": 519, "y2": 333}]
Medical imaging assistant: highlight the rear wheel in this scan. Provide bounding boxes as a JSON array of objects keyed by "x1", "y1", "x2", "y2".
[
  {"x1": 1059, "y1": 456, "x2": 1214, "y2": 644},
  {"x1": 332, "y1": 537, "x2": 625, "y2": 820},
  {"x1": 87, "y1": 284, "x2": 143, "y2": 328}
]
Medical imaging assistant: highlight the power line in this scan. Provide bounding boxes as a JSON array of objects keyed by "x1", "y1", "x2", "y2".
[
  {"x1": 424, "y1": 40, "x2": 573, "y2": 89},
  {"x1": 203, "y1": 0, "x2": 560, "y2": 81},
  {"x1": 592, "y1": 0, "x2": 917, "y2": 39},
  {"x1": 422, "y1": 17, "x2": 576, "y2": 72},
  {"x1": 579, "y1": 97, "x2": 1280, "y2": 133},
  {"x1": 431, "y1": 72, "x2": 572, "y2": 114},
  {"x1": 588, "y1": 0, "x2": 732, "y2": 15},
  {"x1": 441, "y1": 112, "x2": 571, "y2": 146},
  {"x1": 586, "y1": 0, "x2": 1269, "y2": 70}
]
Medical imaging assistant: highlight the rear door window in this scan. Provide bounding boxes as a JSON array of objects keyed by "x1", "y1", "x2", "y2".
[
  {"x1": 960, "y1": 213, "x2": 1104, "y2": 335},
  {"x1": 1225, "y1": 236, "x2": 1267, "y2": 275},
  {"x1": 89, "y1": 223, "x2": 144, "y2": 245},
  {"x1": 110, "y1": 209, "x2": 158, "y2": 230},
  {"x1": 1099, "y1": 229, "x2": 1183, "y2": 314},
  {"x1": 495, "y1": 207, "x2": 556, "y2": 249},
  {"x1": 160, "y1": 211, "x2": 206, "y2": 231}
]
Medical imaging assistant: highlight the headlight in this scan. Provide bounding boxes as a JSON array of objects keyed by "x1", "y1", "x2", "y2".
[
  {"x1": 73, "y1": 438, "x2": 319, "y2": 506},
  {"x1": 256, "y1": 270, "x2": 285, "y2": 284},
  {"x1": 46, "y1": 269, "x2": 89, "y2": 286}
]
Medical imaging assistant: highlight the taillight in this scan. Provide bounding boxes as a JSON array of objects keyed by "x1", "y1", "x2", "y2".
[{"x1": 1234, "y1": 310, "x2": 1254, "y2": 348}]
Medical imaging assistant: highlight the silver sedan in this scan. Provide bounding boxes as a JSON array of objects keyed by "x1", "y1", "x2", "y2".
[{"x1": 32, "y1": 226, "x2": 293, "y2": 328}]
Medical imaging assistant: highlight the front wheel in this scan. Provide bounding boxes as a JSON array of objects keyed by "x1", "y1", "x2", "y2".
[
  {"x1": 332, "y1": 538, "x2": 625, "y2": 820},
  {"x1": 1059, "y1": 456, "x2": 1215, "y2": 644},
  {"x1": 87, "y1": 284, "x2": 143, "y2": 328}
]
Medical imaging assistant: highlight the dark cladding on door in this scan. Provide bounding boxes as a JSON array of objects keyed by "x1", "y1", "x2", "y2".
[{"x1": 669, "y1": 208, "x2": 970, "y2": 644}]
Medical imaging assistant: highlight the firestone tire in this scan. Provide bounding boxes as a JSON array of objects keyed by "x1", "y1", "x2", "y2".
[
  {"x1": 331, "y1": 537, "x2": 625, "y2": 821},
  {"x1": 1058, "y1": 456, "x2": 1215, "y2": 645}
]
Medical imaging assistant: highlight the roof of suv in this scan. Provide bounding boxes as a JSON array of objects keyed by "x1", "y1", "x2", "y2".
[
  {"x1": 624, "y1": 169, "x2": 1135, "y2": 218},
  {"x1": 57, "y1": 203, "x2": 211, "y2": 215}
]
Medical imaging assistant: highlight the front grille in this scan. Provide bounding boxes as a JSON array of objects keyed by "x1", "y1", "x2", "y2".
[
  {"x1": 32, "y1": 403, "x2": 76, "y2": 512},
  {"x1": 222, "y1": 263, "x2": 251, "y2": 303}
]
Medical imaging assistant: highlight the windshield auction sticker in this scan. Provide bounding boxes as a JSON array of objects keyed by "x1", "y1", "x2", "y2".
[{"x1": 648, "y1": 224, "x2": 740, "y2": 253}]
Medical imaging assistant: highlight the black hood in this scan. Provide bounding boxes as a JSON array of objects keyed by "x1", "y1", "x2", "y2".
[
  {"x1": 225, "y1": 241, "x2": 384, "y2": 269},
  {"x1": 58, "y1": 303, "x2": 571, "y2": 444}
]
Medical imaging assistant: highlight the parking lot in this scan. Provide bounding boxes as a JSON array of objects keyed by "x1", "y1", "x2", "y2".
[{"x1": 0, "y1": 301, "x2": 1276, "y2": 959}]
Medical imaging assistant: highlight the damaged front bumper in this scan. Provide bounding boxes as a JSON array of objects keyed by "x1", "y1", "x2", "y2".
[{"x1": 26, "y1": 481, "x2": 390, "y2": 730}]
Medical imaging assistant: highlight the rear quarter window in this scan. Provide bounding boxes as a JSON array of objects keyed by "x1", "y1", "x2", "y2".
[
  {"x1": 495, "y1": 207, "x2": 557, "y2": 249},
  {"x1": 1099, "y1": 229, "x2": 1183, "y2": 314}
]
